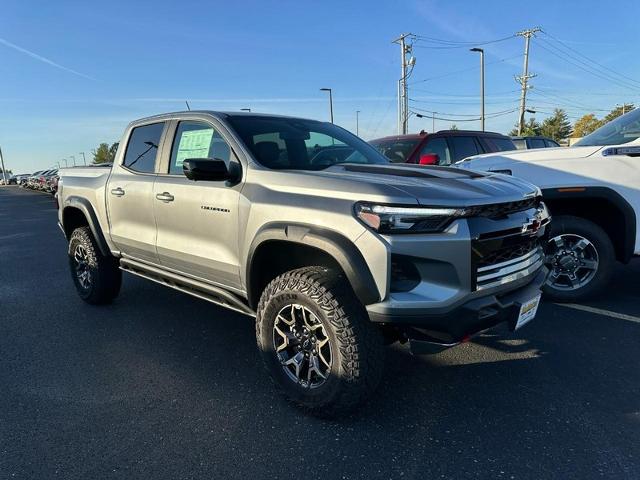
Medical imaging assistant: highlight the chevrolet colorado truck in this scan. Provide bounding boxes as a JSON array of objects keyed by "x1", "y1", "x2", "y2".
[
  {"x1": 57, "y1": 111, "x2": 549, "y2": 416},
  {"x1": 457, "y1": 108, "x2": 640, "y2": 302}
]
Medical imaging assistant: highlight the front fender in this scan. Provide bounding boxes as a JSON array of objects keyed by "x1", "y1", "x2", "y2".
[{"x1": 246, "y1": 223, "x2": 380, "y2": 307}]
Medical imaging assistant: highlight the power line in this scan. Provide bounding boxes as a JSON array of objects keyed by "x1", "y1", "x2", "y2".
[
  {"x1": 540, "y1": 30, "x2": 640, "y2": 88},
  {"x1": 413, "y1": 34, "x2": 515, "y2": 48},
  {"x1": 535, "y1": 38, "x2": 639, "y2": 91},
  {"x1": 410, "y1": 54, "x2": 522, "y2": 85},
  {"x1": 410, "y1": 106, "x2": 517, "y2": 117}
]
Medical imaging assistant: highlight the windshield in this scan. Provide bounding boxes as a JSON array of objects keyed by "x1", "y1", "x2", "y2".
[
  {"x1": 574, "y1": 109, "x2": 640, "y2": 147},
  {"x1": 370, "y1": 139, "x2": 421, "y2": 163},
  {"x1": 226, "y1": 116, "x2": 389, "y2": 170}
]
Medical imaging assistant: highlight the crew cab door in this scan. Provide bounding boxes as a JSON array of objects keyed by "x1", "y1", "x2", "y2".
[
  {"x1": 152, "y1": 119, "x2": 243, "y2": 290},
  {"x1": 106, "y1": 121, "x2": 167, "y2": 263}
]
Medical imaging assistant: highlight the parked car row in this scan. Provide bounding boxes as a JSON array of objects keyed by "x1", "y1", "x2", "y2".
[{"x1": 16, "y1": 169, "x2": 59, "y2": 193}]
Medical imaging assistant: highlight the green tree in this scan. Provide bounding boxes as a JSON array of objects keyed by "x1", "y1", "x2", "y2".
[
  {"x1": 450, "y1": 124, "x2": 458, "y2": 130},
  {"x1": 109, "y1": 142, "x2": 119, "y2": 160},
  {"x1": 92, "y1": 142, "x2": 119, "y2": 164},
  {"x1": 601, "y1": 104, "x2": 635, "y2": 125},
  {"x1": 509, "y1": 117, "x2": 541, "y2": 136},
  {"x1": 573, "y1": 114, "x2": 601, "y2": 137},
  {"x1": 539, "y1": 109, "x2": 572, "y2": 141}
]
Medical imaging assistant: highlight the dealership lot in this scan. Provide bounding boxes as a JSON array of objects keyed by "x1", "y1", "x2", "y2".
[{"x1": 1, "y1": 186, "x2": 639, "y2": 479}]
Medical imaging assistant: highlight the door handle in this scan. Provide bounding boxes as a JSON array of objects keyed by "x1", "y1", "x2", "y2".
[
  {"x1": 156, "y1": 192, "x2": 175, "y2": 202},
  {"x1": 110, "y1": 187, "x2": 125, "y2": 197}
]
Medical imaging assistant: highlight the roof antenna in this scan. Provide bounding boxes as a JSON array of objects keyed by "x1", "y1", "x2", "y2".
[{"x1": 185, "y1": 100, "x2": 191, "y2": 111}]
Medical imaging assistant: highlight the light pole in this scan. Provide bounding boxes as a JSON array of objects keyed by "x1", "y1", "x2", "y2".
[
  {"x1": 356, "y1": 110, "x2": 361, "y2": 136},
  {"x1": 470, "y1": 47, "x2": 485, "y2": 131},
  {"x1": 70, "y1": 155, "x2": 76, "y2": 167},
  {"x1": 62, "y1": 158, "x2": 68, "y2": 167},
  {"x1": 0, "y1": 146, "x2": 7, "y2": 185},
  {"x1": 320, "y1": 88, "x2": 334, "y2": 123},
  {"x1": 79, "y1": 152, "x2": 87, "y2": 165}
]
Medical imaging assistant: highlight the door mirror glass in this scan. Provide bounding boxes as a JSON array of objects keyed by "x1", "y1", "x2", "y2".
[
  {"x1": 182, "y1": 158, "x2": 230, "y2": 181},
  {"x1": 419, "y1": 153, "x2": 439, "y2": 165}
]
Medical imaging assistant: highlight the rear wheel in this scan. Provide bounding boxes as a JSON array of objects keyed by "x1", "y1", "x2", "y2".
[
  {"x1": 256, "y1": 267, "x2": 384, "y2": 417},
  {"x1": 68, "y1": 226, "x2": 121, "y2": 305},
  {"x1": 543, "y1": 215, "x2": 614, "y2": 302}
]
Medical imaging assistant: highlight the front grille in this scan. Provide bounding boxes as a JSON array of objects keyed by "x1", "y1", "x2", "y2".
[
  {"x1": 475, "y1": 247, "x2": 544, "y2": 290},
  {"x1": 476, "y1": 238, "x2": 539, "y2": 269},
  {"x1": 468, "y1": 197, "x2": 541, "y2": 219}
]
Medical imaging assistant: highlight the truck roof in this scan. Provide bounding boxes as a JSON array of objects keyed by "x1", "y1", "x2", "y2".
[{"x1": 370, "y1": 130, "x2": 509, "y2": 143}]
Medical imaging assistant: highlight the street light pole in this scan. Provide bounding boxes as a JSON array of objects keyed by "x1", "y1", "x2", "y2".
[
  {"x1": 70, "y1": 155, "x2": 76, "y2": 167},
  {"x1": 62, "y1": 158, "x2": 68, "y2": 167},
  {"x1": 356, "y1": 110, "x2": 361, "y2": 136},
  {"x1": 320, "y1": 88, "x2": 334, "y2": 123},
  {"x1": 0, "y1": 146, "x2": 7, "y2": 185},
  {"x1": 470, "y1": 48, "x2": 485, "y2": 131},
  {"x1": 79, "y1": 152, "x2": 87, "y2": 165}
]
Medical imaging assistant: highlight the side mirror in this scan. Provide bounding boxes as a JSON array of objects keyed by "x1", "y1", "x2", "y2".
[
  {"x1": 182, "y1": 158, "x2": 233, "y2": 181},
  {"x1": 419, "y1": 153, "x2": 439, "y2": 165}
]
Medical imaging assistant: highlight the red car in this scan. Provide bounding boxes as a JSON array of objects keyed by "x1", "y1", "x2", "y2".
[{"x1": 369, "y1": 130, "x2": 517, "y2": 166}]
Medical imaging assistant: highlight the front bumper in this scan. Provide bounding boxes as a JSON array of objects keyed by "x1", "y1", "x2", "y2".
[{"x1": 367, "y1": 266, "x2": 547, "y2": 349}]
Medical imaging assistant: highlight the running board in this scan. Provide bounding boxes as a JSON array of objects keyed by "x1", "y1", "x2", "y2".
[{"x1": 119, "y1": 258, "x2": 255, "y2": 317}]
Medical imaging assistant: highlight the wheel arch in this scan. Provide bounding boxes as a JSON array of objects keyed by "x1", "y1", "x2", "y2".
[
  {"x1": 61, "y1": 197, "x2": 110, "y2": 257},
  {"x1": 246, "y1": 223, "x2": 380, "y2": 310},
  {"x1": 542, "y1": 186, "x2": 636, "y2": 263}
]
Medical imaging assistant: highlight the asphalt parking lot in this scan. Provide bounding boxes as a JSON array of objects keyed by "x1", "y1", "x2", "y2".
[{"x1": 1, "y1": 185, "x2": 638, "y2": 480}]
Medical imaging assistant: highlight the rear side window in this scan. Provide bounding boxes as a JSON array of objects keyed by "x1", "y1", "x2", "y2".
[
  {"x1": 529, "y1": 138, "x2": 546, "y2": 149},
  {"x1": 450, "y1": 136, "x2": 480, "y2": 161},
  {"x1": 483, "y1": 136, "x2": 517, "y2": 152},
  {"x1": 545, "y1": 139, "x2": 559, "y2": 148},
  {"x1": 123, "y1": 122, "x2": 165, "y2": 173}
]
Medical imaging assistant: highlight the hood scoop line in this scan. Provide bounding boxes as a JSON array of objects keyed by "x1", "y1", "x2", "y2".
[{"x1": 342, "y1": 164, "x2": 485, "y2": 179}]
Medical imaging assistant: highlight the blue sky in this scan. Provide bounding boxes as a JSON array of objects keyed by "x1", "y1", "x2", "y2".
[{"x1": 1, "y1": 0, "x2": 639, "y2": 172}]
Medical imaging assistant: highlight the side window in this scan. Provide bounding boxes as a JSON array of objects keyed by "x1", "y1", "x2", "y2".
[
  {"x1": 529, "y1": 138, "x2": 546, "y2": 149},
  {"x1": 545, "y1": 139, "x2": 559, "y2": 148},
  {"x1": 169, "y1": 121, "x2": 232, "y2": 175},
  {"x1": 419, "y1": 138, "x2": 451, "y2": 165},
  {"x1": 450, "y1": 136, "x2": 480, "y2": 161},
  {"x1": 123, "y1": 122, "x2": 165, "y2": 173}
]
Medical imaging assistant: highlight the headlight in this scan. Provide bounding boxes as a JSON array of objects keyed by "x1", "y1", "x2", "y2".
[{"x1": 355, "y1": 203, "x2": 467, "y2": 234}]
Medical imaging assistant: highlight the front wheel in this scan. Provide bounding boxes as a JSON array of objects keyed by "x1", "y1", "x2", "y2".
[
  {"x1": 543, "y1": 215, "x2": 615, "y2": 302},
  {"x1": 256, "y1": 267, "x2": 384, "y2": 417}
]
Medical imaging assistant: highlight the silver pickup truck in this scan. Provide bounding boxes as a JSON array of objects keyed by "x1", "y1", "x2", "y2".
[{"x1": 57, "y1": 111, "x2": 549, "y2": 416}]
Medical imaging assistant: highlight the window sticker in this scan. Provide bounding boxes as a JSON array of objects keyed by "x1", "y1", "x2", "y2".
[{"x1": 175, "y1": 128, "x2": 214, "y2": 167}]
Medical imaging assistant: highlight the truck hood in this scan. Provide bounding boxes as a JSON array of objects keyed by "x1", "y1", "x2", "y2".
[
  {"x1": 266, "y1": 163, "x2": 540, "y2": 207},
  {"x1": 458, "y1": 145, "x2": 604, "y2": 168}
]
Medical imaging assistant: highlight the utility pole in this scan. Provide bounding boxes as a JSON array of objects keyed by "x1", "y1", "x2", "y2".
[
  {"x1": 516, "y1": 27, "x2": 540, "y2": 136},
  {"x1": 470, "y1": 48, "x2": 485, "y2": 131},
  {"x1": 356, "y1": 110, "x2": 361, "y2": 136},
  {"x1": 0, "y1": 146, "x2": 7, "y2": 185},
  {"x1": 393, "y1": 33, "x2": 415, "y2": 135}
]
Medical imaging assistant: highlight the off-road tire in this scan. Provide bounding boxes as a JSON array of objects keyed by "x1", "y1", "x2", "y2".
[
  {"x1": 543, "y1": 215, "x2": 615, "y2": 303},
  {"x1": 68, "y1": 226, "x2": 121, "y2": 305},
  {"x1": 256, "y1": 267, "x2": 384, "y2": 417}
]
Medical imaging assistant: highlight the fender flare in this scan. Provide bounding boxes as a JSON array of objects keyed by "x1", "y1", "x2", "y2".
[
  {"x1": 61, "y1": 196, "x2": 111, "y2": 257},
  {"x1": 246, "y1": 223, "x2": 380, "y2": 307},
  {"x1": 541, "y1": 186, "x2": 636, "y2": 262}
]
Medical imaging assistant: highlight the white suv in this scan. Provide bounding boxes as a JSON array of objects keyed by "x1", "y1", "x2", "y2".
[{"x1": 457, "y1": 109, "x2": 640, "y2": 302}]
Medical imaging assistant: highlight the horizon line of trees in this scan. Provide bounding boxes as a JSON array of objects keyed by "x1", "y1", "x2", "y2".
[{"x1": 508, "y1": 104, "x2": 635, "y2": 142}]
